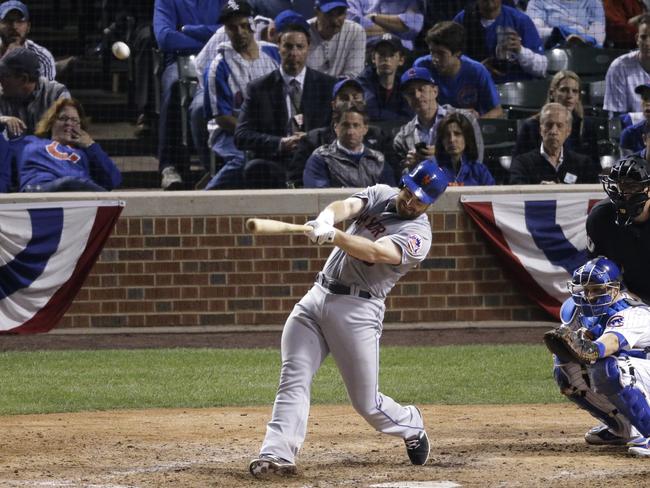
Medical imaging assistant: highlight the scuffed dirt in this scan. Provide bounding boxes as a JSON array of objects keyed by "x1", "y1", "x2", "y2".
[{"x1": 1, "y1": 404, "x2": 648, "y2": 487}]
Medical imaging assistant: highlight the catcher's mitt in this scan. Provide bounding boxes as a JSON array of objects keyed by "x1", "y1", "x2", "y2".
[{"x1": 543, "y1": 326, "x2": 600, "y2": 364}]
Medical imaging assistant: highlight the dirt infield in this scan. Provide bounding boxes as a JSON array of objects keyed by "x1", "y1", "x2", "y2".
[
  {"x1": 2, "y1": 404, "x2": 649, "y2": 487},
  {"x1": 3, "y1": 327, "x2": 648, "y2": 487}
]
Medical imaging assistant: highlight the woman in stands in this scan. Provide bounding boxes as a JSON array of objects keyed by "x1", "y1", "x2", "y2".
[
  {"x1": 433, "y1": 112, "x2": 495, "y2": 186},
  {"x1": 19, "y1": 98, "x2": 121, "y2": 192},
  {"x1": 513, "y1": 70, "x2": 599, "y2": 162}
]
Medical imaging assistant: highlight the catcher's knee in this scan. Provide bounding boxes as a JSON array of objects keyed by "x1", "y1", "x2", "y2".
[
  {"x1": 590, "y1": 357, "x2": 650, "y2": 437},
  {"x1": 589, "y1": 357, "x2": 621, "y2": 396}
]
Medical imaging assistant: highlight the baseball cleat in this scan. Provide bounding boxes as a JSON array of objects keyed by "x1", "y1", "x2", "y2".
[
  {"x1": 628, "y1": 437, "x2": 650, "y2": 457},
  {"x1": 405, "y1": 431, "x2": 430, "y2": 465},
  {"x1": 584, "y1": 424, "x2": 631, "y2": 445},
  {"x1": 249, "y1": 454, "x2": 298, "y2": 478}
]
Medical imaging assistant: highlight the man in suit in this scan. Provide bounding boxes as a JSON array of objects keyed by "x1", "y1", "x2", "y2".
[
  {"x1": 234, "y1": 10, "x2": 336, "y2": 188},
  {"x1": 509, "y1": 102, "x2": 600, "y2": 184}
]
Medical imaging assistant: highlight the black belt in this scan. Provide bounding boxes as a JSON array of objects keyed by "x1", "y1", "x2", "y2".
[{"x1": 317, "y1": 273, "x2": 372, "y2": 299}]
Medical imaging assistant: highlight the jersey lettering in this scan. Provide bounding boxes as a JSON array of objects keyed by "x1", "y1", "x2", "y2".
[
  {"x1": 357, "y1": 215, "x2": 386, "y2": 238},
  {"x1": 46, "y1": 142, "x2": 80, "y2": 163}
]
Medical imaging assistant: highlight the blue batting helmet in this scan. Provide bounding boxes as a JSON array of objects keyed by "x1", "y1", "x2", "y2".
[
  {"x1": 569, "y1": 256, "x2": 622, "y2": 317},
  {"x1": 400, "y1": 160, "x2": 449, "y2": 205}
]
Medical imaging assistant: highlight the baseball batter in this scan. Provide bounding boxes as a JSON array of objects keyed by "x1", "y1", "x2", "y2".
[
  {"x1": 544, "y1": 257, "x2": 650, "y2": 457},
  {"x1": 249, "y1": 160, "x2": 450, "y2": 478}
]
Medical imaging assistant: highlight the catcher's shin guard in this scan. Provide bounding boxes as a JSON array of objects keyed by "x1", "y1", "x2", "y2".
[
  {"x1": 590, "y1": 357, "x2": 650, "y2": 437},
  {"x1": 554, "y1": 361, "x2": 634, "y2": 436}
]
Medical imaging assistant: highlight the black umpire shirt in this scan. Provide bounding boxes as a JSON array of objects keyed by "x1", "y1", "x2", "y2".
[{"x1": 586, "y1": 198, "x2": 650, "y2": 303}]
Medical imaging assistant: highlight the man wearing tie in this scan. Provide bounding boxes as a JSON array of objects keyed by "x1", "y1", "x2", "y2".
[{"x1": 234, "y1": 10, "x2": 337, "y2": 187}]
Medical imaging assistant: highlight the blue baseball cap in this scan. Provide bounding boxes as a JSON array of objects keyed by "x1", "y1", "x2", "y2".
[
  {"x1": 0, "y1": 0, "x2": 28, "y2": 20},
  {"x1": 274, "y1": 9, "x2": 310, "y2": 36},
  {"x1": 332, "y1": 77, "x2": 363, "y2": 99},
  {"x1": 400, "y1": 67, "x2": 437, "y2": 88},
  {"x1": 315, "y1": 0, "x2": 349, "y2": 13}
]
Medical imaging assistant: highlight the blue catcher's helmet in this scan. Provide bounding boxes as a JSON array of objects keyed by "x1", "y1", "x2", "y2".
[
  {"x1": 400, "y1": 160, "x2": 450, "y2": 205},
  {"x1": 600, "y1": 155, "x2": 650, "y2": 226},
  {"x1": 569, "y1": 256, "x2": 622, "y2": 317}
]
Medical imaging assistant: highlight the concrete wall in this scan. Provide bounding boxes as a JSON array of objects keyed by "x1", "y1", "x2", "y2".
[{"x1": 1, "y1": 185, "x2": 604, "y2": 329}]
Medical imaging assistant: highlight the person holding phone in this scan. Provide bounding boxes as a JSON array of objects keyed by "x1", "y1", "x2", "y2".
[
  {"x1": 18, "y1": 98, "x2": 121, "y2": 192},
  {"x1": 393, "y1": 67, "x2": 483, "y2": 175}
]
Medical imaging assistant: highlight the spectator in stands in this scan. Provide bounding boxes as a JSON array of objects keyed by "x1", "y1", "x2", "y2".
[
  {"x1": 303, "y1": 102, "x2": 393, "y2": 187},
  {"x1": 234, "y1": 10, "x2": 336, "y2": 188},
  {"x1": 603, "y1": 0, "x2": 646, "y2": 49},
  {"x1": 633, "y1": 118, "x2": 650, "y2": 163},
  {"x1": 249, "y1": 0, "x2": 316, "y2": 19},
  {"x1": 153, "y1": 0, "x2": 223, "y2": 190},
  {"x1": 196, "y1": 14, "x2": 272, "y2": 80},
  {"x1": 514, "y1": 70, "x2": 599, "y2": 162},
  {"x1": 393, "y1": 67, "x2": 484, "y2": 176},
  {"x1": 526, "y1": 0, "x2": 606, "y2": 48},
  {"x1": 357, "y1": 33, "x2": 412, "y2": 124},
  {"x1": 18, "y1": 98, "x2": 121, "y2": 192},
  {"x1": 306, "y1": 0, "x2": 366, "y2": 77},
  {"x1": 287, "y1": 78, "x2": 395, "y2": 186},
  {"x1": 346, "y1": 0, "x2": 424, "y2": 51},
  {"x1": 0, "y1": 1, "x2": 56, "y2": 81},
  {"x1": 202, "y1": 0, "x2": 280, "y2": 190},
  {"x1": 413, "y1": 21, "x2": 503, "y2": 119},
  {"x1": 453, "y1": 0, "x2": 547, "y2": 84},
  {"x1": 620, "y1": 83, "x2": 650, "y2": 156},
  {"x1": 509, "y1": 103, "x2": 600, "y2": 184},
  {"x1": 433, "y1": 112, "x2": 495, "y2": 185},
  {"x1": 0, "y1": 48, "x2": 69, "y2": 138},
  {"x1": 604, "y1": 14, "x2": 650, "y2": 118}
]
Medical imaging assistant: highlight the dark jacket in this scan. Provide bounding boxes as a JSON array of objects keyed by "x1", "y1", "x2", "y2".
[
  {"x1": 357, "y1": 65, "x2": 413, "y2": 123},
  {"x1": 234, "y1": 68, "x2": 337, "y2": 162},
  {"x1": 514, "y1": 113, "x2": 600, "y2": 163},
  {"x1": 287, "y1": 124, "x2": 396, "y2": 187},
  {"x1": 303, "y1": 141, "x2": 394, "y2": 188},
  {"x1": 509, "y1": 148, "x2": 600, "y2": 184}
]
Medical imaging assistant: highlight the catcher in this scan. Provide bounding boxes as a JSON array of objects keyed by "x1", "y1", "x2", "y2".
[{"x1": 544, "y1": 256, "x2": 650, "y2": 457}]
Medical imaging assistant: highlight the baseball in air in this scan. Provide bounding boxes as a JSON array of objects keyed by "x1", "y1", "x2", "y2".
[{"x1": 111, "y1": 41, "x2": 130, "y2": 60}]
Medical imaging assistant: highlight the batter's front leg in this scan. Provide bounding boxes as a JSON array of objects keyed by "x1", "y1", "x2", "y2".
[{"x1": 259, "y1": 289, "x2": 330, "y2": 463}]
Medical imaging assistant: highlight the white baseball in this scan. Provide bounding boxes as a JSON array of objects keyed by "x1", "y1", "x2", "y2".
[{"x1": 111, "y1": 41, "x2": 130, "y2": 60}]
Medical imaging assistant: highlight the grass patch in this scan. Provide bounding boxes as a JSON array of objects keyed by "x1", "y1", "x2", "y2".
[{"x1": 0, "y1": 345, "x2": 561, "y2": 415}]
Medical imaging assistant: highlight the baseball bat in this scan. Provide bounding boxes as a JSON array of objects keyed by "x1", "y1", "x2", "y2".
[{"x1": 246, "y1": 218, "x2": 313, "y2": 234}]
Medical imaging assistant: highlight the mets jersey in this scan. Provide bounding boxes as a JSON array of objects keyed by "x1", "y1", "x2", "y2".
[{"x1": 322, "y1": 184, "x2": 432, "y2": 299}]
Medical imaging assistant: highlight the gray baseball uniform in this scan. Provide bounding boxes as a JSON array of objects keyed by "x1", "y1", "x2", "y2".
[{"x1": 259, "y1": 184, "x2": 432, "y2": 463}]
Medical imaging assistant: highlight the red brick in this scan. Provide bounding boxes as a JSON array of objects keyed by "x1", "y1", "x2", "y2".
[
  {"x1": 180, "y1": 218, "x2": 192, "y2": 234},
  {"x1": 144, "y1": 262, "x2": 181, "y2": 274},
  {"x1": 218, "y1": 217, "x2": 231, "y2": 233},
  {"x1": 119, "y1": 274, "x2": 155, "y2": 287},
  {"x1": 119, "y1": 301, "x2": 154, "y2": 313},
  {"x1": 167, "y1": 218, "x2": 180, "y2": 235},
  {"x1": 254, "y1": 260, "x2": 290, "y2": 272},
  {"x1": 457, "y1": 282, "x2": 474, "y2": 294},
  {"x1": 237, "y1": 261, "x2": 253, "y2": 272},
  {"x1": 228, "y1": 274, "x2": 259, "y2": 285},
  {"x1": 172, "y1": 274, "x2": 209, "y2": 286}
]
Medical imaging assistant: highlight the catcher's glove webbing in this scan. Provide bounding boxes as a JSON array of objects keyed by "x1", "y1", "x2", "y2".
[{"x1": 543, "y1": 326, "x2": 600, "y2": 364}]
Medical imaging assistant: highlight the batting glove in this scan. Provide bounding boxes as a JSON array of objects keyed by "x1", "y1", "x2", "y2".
[{"x1": 305, "y1": 220, "x2": 336, "y2": 245}]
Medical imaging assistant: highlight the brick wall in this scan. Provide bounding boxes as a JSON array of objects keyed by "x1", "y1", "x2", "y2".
[{"x1": 1, "y1": 186, "x2": 602, "y2": 329}]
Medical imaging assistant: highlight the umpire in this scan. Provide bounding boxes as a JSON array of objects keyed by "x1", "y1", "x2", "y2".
[{"x1": 587, "y1": 154, "x2": 650, "y2": 303}]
